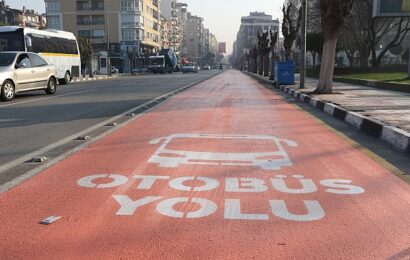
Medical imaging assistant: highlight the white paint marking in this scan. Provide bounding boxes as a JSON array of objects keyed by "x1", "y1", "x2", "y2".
[
  {"x1": 168, "y1": 176, "x2": 220, "y2": 192},
  {"x1": 77, "y1": 174, "x2": 128, "y2": 188},
  {"x1": 148, "y1": 133, "x2": 298, "y2": 170},
  {"x1": 224, "y1": 199, "x2": 269, "y2": 220},
  {"x1": 156, "y1": 197, "x2": 217, "y2": 219},
  {"x1": 320, "y1": 179, "x2": 365, "y2": 195},
  {"x1": 133, "y1": 175, "x2": 170, "y2": 190},
  {"x1": 225, "y1": 178, "x2": 268, "y2": 193},
  {"x1": 270, "y1": 200, "x2": 325, "y2": 221},
  {"x1": 113, "y1": 195, "x2": 162, "y2": 216}
]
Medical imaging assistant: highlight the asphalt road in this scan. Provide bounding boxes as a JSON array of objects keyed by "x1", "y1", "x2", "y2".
[
  {"x1": 0, "y1": 71, "x2": 409, "y2": 259},
  {"x1": 0, "y1": 70, "x2": 220, "y2": 172}
]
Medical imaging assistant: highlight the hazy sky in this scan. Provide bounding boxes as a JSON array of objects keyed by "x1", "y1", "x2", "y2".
[{"x1": 7, "y1": 0, "x2": 284, "y2": 54}]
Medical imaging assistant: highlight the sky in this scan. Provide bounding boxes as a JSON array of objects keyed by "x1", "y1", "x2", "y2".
[{"x1": 7, "y1": 0, "x2": 284, "y2": 54}]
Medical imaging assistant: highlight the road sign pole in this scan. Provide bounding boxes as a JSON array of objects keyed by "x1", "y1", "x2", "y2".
[{"x1": 300, "y1": 0, "x2": 307, "y2": 89}]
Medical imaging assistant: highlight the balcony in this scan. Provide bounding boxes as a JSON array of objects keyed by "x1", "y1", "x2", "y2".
[{"x1": 121, "y1": 22, "x2": 143, "y2": 29}]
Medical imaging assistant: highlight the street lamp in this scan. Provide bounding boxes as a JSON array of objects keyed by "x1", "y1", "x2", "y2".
[
  {"x1": 300, "y1": 0, "x2": 307, "y2": 89},
  {"x1": 105, "y1": 0, "x2": 112, "y2": 76}
]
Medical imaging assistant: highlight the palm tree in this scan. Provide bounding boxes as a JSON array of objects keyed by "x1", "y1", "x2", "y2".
[{"x1": 314, "y1": 0, "x2": 353, "y2": 94}]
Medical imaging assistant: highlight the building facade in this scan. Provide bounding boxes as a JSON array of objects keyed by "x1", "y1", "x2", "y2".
[
  {"x1": 44, "y1": 0, "x2": 162, "y2": 73},
  {"x1": 182, "y1": 13, "x2": 206, "y2": 63},
  {"x1": 0, "y1": 1, "x2": 46, "y2": 28},
  {"x1": 234, "y1": 12, "x2": 279, "y2": 60},
  {"x1": 160, "y1": 0, "x2": 187, "y2": 55}
]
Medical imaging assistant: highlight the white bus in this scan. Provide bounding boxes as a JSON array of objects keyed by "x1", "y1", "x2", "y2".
[{"x1": 0, "y1": 26, "x2": 81, "y2": 85}]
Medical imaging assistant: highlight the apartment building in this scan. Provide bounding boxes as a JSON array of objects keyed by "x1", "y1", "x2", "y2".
[
  {"x1": 160, "y1": 14, "x2": 172, "y2": 49},
  {"x1": 160, "y1": 0, "x2": 187, "y2": 55},
  {"x1": 142, "y1": 0, "x2": 160, "y2": 55},
  {"x1": 44, "y1": 0, "x2": 163, "y2": 72},
  {"x1": 234, "y1": 12, "x2": 279, "y2": 59},
  {"x1": 183, "y1": 13, "x2": 205, "y2": 62},
  {"x1": 0, "y1": 1, "x2": 46, "y2": 28}
]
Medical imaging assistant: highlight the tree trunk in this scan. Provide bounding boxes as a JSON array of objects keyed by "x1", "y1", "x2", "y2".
[
  {"x1": 258, "y1": 55, "x2": 263, "y2": 75},
  {"x1": 263, "y1": 55, "x2": 270, "y2": 77},
  {"x1": 359, "y1": 49, "x2": 369, "y2": 68},
  {"x1": 87, "y1": 59, "x2": 93, "y2": 78},
  {"x1": 315, "y1": 37, "x2": 337, "y2": 94},
  {"x1": 371, "y1": 48, "x2": 377, "y2": 68}
]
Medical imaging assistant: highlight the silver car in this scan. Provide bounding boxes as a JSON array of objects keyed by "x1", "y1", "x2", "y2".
[{"x1": 0, "y1": 52, "x2": 58, "y2": 101}]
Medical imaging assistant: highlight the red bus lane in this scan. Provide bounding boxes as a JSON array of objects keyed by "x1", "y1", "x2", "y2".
[{"x1": 1, "y1": 71, "x2": 409, "y2": 259}]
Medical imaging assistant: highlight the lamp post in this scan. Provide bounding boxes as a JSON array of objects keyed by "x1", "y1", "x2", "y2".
[
  {"x1": 300, "y1": 0, "x2": 307, "y2": 89},
  {"x1": 105, "y1": 0, "x2": 112, "y2": 76}
]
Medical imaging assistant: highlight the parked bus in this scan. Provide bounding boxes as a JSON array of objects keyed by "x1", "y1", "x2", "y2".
[{"x1": 0, "y1": 26, "x2": 80, "y2": 85}]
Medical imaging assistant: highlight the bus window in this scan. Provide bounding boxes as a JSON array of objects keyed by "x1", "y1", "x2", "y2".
[
  {"x1": 46, "y1": 37, "x2": 59, "y2": 53},
  {"x1": 0, "y1": 30, "x2": 25, "y2": 52},
  {"x1": 28, "y1": 34, "x2": 47, "y2": 53}
]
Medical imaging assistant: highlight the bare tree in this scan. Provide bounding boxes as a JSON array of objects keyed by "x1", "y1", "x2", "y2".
[
  {"x1": 282, "y1": 2, "x2": 302, "y2": 59},
  {"x1": 315, "y1": 0, "x2": 353, "y2": 94},
  {"x1": 78, "y1": 38, "x2": 94, "y2": 78},
  {"x1": 341, "y1": 0, "x2": 410, "y2": 68}
]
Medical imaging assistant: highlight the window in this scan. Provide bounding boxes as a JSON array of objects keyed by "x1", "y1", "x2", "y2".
[
  {"x1": 77, "y1": 1, "x2": 90, "y2": 11},
  {"x1": 28, "y1": 53, "x2": 48, "y2": 67},
  {"x1": 28, "y1": 34, "x2": 47, "y2": 53},
  {"x1": 0, "y1": 30, "x2": 25, "y2": 52},
  {"x1": 121, "y1": 0, "x2": 139, "y2": 11},
  {"x1": 45, "y1": 2, "x2": 60, "y2": 12},
  {"x1": 78, "y1": 30, "x2": 91, "y2": 38},
  {"x1": 122, "y1": 28, "x2": 139, "y2": 41},
  {"x1": 77, "y1": 15, "x2": 91, "y2": 25},
  {"x1": 91, "y1": 0, "x2": 104, "y2": 10},
  {"x1": 16, "y1": 54, "x2": 32, "y2": 68},
  {"x1": 92, "y1": 29, "x2": 105, "y2": 38},
  {"x1": 92, "y1": 15, "x2": 104, "y2": 25}
]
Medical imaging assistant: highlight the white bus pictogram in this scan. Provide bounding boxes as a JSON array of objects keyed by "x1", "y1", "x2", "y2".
[{"x1": 148, "y1": 134, "x2": 298, "y2": 170}]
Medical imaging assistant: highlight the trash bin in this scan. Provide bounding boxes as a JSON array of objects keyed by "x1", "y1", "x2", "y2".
[{"x1": 274, "y1": 60, "x2": 295, "y2": 86}]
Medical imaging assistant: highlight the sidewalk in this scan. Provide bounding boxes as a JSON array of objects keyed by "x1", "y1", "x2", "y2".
[{"x1": 245, "y1": 72, "x2": 410, "y2": 153}]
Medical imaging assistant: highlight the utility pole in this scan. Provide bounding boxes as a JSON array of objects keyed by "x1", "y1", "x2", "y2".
[
  {"x1": 105, "y1": 0, "x2": 112, "y2": 76},
  {"x1": 300, "y1": 0, "x2": 307, "y2": 89}
]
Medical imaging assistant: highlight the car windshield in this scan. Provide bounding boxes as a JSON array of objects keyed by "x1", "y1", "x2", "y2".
[
  {"x1": 186, "y1": 63, "x2": 195, "y2": 66},
  {"x1": 0, "y1": 53, "x2": 16, "y2": 66}
]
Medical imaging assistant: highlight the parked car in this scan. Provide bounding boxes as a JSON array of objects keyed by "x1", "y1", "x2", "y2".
[
  {"x1": 182, "y1": 63, "x2": 198, "y2": 73},
  {"x1": 203, "y1": 65, "x2": 211, "y2": 70},
  {"x1": 0, "y1": 52, "x2": 58, "y2": 101}
]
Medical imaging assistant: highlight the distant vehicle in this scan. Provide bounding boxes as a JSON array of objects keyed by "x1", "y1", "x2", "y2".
[
  {"x1": 0, "y1": 51, "x2": 57, "y2": 101},
  {"x1": 148, "y1": 133, "x2": 298, "y2": 170},
  {"x1": 182, "y1": 63, "x2": 198, "y2": 73},
  {"x1": 0, "y1": 26, "x2": 80, "y2": 85},
  {"x1": 203, "y1": 65, "x2": 211, "y2": 70},
  {"x1": 148, "y1": 48, "x2": 178, "y2": 74}
]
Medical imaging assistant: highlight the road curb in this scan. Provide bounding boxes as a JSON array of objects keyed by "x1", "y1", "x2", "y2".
[{"x1": 244, "y1": 71, "x2": 410, "y2": 154}]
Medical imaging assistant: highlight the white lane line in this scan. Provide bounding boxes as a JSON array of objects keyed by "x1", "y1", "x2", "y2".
[
  {"x1": 0, "y1": 89, "x2": 98, "y2": 108},
  {"x1": 0, "y1": 76, "x2": 216, "y2": 187}
]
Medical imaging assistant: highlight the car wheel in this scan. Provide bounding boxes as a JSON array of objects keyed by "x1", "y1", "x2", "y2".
[
  {"x1": 1, "y1": 80, "x2": 15, "y2": 101},
  {"x1": 45, "y1": 77, "x2": 57, "y2": 95},
  {"x1": 58, "y1": 71, "x2": 71, "y2": 85}
]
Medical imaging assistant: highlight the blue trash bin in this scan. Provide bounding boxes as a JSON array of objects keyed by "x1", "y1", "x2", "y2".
[{"x1": 274, "y1": 60, "x2": 295, "y2": 86}]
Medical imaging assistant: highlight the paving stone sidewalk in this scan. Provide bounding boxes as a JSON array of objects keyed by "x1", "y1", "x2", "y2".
[
  {"x1": 296, "y1": 78, "x2": 410, "y2": 133},
  {"x1": 245, "y1": 72, "x2": 410, "y2": 153}
]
